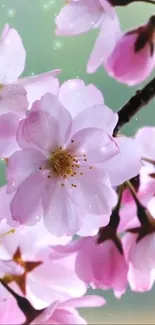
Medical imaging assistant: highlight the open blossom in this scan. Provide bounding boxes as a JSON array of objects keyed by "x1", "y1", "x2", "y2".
[
  {"x1": 0, "y1": 294, "x2": 105, "y2": 324},
  {"x1": 0, "y1": 24, "x2": 60, "y2": 158},
  {"x1": 0, "y1": 221, "x2": 85, "y2": 309},
  {"x1": 5, "y1": 79, "x2": 142, "y2": 236},
  {"x1": 56, "y1": 1, "x2": 121, "y2": 75},
  {"x1": 50, "y1": 235, "x2": 128, "y2": 298},
  {"x1": 105, "y1": 16, "x2": 155, "y2": 86},
  {"x1": 119, "y1": 126, "x2": 155, "y2": 232}
]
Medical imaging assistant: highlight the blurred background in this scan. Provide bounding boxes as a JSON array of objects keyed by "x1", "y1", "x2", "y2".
[{"x1": 0, "y1": 0, "x2": 155, "y2": 323}]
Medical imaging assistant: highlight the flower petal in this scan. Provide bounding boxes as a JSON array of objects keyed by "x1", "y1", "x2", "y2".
[
  {"x1": 18, "y1": 110, "x2": 59, "y2": 153},
  {"x1": 59, "y1": 79, "x2": 104, "y2": 118},
  {"x1": 10, "y1": 171, "x2": 46, "y2": 224},
  {"x1": 135, "y1": 127, "x2": 155, "y2": 159},
  {"x1": 71, "y1": 104, "x2": 118, "y2": 135},
  {"x1": 6, "y1": 148, "x2": 46, "y2": 193},
  {"x1": 87, "y1": 13, "x2": 121, "y2": 73},
  {"x1": 18, "y1": 70, "x2": 61, "y2": 110},
  {"x1": 77, "y1": 212, "x2": 110, "y2": 236},
  {"x1": 0, "y1": 84, "x2": 28, "y2": 116},
  {"x1": 68, "y1": 127, "x2": 118, "y2": 164},
  {"x1": 68, "y1": 167, "x2": 118, "y2": 216},
  {"x1": 61, "y1": 295, "x2": 106, "y2": 308},
  {"x1": 51, "y1": 308, "x2": 87, "y2": 325},
  {"x1": 43, "y1": 181, "x2": 84, "y2": 236},
  {"x1": 55, "y1": 2, "x2": 103, "y2": 35},
  {"x1": 30, "y1": 93, "x2": 72, "y2": 146},
  {"x1": 103, "y1": 136, "x2": 142, "y2": 186},
  {"x1": 0, "y1": 113, "x2": 20, "y2": 157},
  {"x1": 0, "y1": 25, "x2": 26, "y2": 83}
]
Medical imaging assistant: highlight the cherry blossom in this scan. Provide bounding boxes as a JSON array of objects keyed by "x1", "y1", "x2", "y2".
[
  {"x1": 105, "y1": 16, "x2": 155, "y2": 85},
  {"x1": 5, "y1": 83, "x2": 143, "y2": 235},
  {"x1": 50, "y1": 235, "x2": 128, "y2": 298}
]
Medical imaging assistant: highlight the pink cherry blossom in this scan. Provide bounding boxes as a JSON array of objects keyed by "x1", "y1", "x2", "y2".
[
  {"x1": 5, "y1": 84, "x2": 142, "y2": 236},
  {"x1": 0, "y1": 222, "x2": 85, "y2": 309},
  {"x1": 105, "y1": 16, "x2": 155, "y2": 85},
  {"x1": 0, "y1": 24, "x2": 60, "y2": 158},
  {"x1": 50, "y1": 235, "x2": 128, "y2": 298}
]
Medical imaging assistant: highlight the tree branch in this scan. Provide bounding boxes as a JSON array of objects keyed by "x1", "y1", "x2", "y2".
[
  {"x1": 109, "y1": 0, "x2": 155, "y2": 6},
  {"x1": 113, "y1": 76, "x2": 155, "y2": 136}
]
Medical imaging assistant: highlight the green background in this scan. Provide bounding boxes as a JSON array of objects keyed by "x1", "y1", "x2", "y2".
[{"x1": 0, "y1": 0, "x2": 155, "y2": 322}]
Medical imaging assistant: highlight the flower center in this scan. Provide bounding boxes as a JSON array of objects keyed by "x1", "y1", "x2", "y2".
[{"x1": 48, "y1": 149, "x2": 74, "y2": 178}]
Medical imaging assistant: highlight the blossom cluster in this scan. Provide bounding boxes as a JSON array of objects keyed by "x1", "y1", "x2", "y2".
[{"x1": 0, "y1": 0, "x2": 155, "y2": 323}]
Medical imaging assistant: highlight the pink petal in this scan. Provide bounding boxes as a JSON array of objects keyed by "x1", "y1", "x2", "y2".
[
  {"x1": 31, "y1": 301, "x2": 59, "y2": 324},
  {"x1": 106, "y1": 33, "x2": 155, "y2": 86},
  {"x1": 0, "y1": 113, "x2": 20, "y2": 157},
  {"x1": 0, "y1": 298, "x2": 25, "y2": 324},
  {"x1": 50, "y1": 308, "x2": 87, "y2": 324},
  {"x1": 68, "y1": 127, "x2": 118, "y2": 164},
  {"x1": 6, "y1": 148, "x2": 46, "y2": 193},
  {"x1": 28, "y1": 254, "x2": 86, "y2": 309},
  {"x1": 75, "y1": 237, "x2": 94, "y2": 283},
  {"x1": 0, "y1": 25, "x2": 26, "y2": 83},
  {"x1": 43, "y1": 181, "x2": 84, "y2": 236},
  {"x1": 77, "y1": 212, "x2": 110, "y2": 237},
  {"x1": 10, "y1": 171, "x2": 46, "y2": 225},
  {"x1": 71, "y1": 104, "x2": 118, "y2": 136},
  {"x1": 17, "y1": 118, "x2": 37, "y2": 150},
  {"x1": 92, "y1": 240, "x2": 128, "y2": 297},
  {"x1": 128, "y1": 234, "x2": 155, "y2": 270},
  {"x1": 18, "y1": 70, "x2": 61, "y2": 110},
  {"x1": 0, "y1": 84, "x2": 28, "y2": 116},
  {"x1": 0, "y1": 185, "x2": 19, "y2": 227},
  {"x1": 104, "y1": 136, "x2": 142, "y2": 186},
  {"x1": 18, "y1": 111, "x2": 59, "y2": 152},
  {"x1": 135, "y1": 127, "x2": 155, "y2": 159},
  {"x1": 59, "y1": 79, "x2": 104, "y2": 118},
  {"x1": 87, "y1": 13, "x2": 121, "y2": 73},
  {"x1": 68, "y1": 167, "x2": 117, "y2": 216},
  {"x1": 55, "y1": 2, "x2": 103, "y2": 36},
  {"x1": 61, "y1": 295, "x2": 106, "y2": 308},
  {"x1": 128, "y1": 264, "x2": 155, "y2": 292},
  {"x1": 30, "y1": 93, "x2": 72, "y2": 146}
]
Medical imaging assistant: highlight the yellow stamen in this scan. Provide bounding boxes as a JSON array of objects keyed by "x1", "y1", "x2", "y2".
[
  {"x1": 48, "y1": 149, "x2": 74, "y2": 178},
  {"x1": 0, "y1": 228, "x2": 15, "y2": 239}
]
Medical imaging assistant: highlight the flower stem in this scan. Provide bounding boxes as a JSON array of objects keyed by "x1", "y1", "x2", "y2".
[{"x1": 113, "y1": 76, "x2": 155, "y2": 136}]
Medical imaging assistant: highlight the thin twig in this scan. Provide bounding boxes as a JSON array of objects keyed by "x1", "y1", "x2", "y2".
[{"x1": 113, "y1": 76, "x2": 155, "y2": 136}]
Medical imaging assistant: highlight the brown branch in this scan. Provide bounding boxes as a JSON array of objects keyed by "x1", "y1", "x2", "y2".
[
  {"x1": 113, "y1": 76, "x2": 155, "y2": 136},
  {"x1": 109, "y1": 0, "x2": 155, "y2": 6}
]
